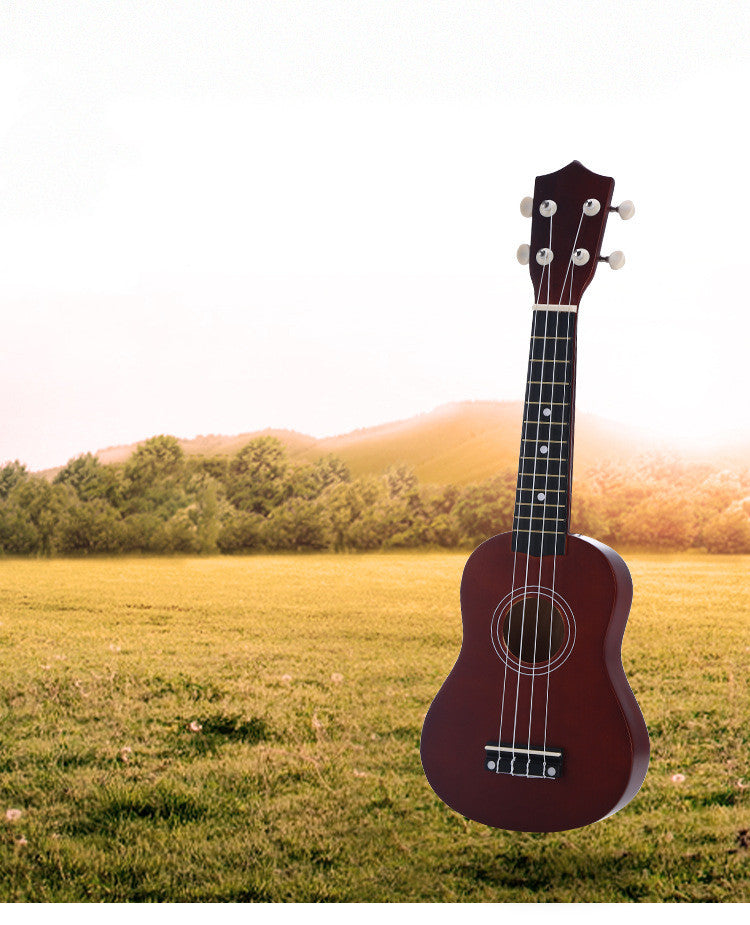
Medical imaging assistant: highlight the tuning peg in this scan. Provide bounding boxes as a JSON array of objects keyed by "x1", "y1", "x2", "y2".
[
  {"x1": 610, "y1": 200, "x2": 635, "y2": 220},
  {"x1": 599, "y1": 250, "x2": 626, "y2": 270},
  {"x1": 520, "y1": 197, "x2": 534, "y2": 218},
  {"x1": 516, "y1": 243, "x2": 530, "y2": 265}
]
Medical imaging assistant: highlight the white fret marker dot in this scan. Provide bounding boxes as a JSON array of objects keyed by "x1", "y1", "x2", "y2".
[
  {"x1": 540, "y1": 446, "x2": 548, "y2": 454},
  {"x1": 543, "y1": 408, "x2": 551, "y2": 417},
  {"x1": 537, "y1": 493, "x2": 545, "y2": 501}
]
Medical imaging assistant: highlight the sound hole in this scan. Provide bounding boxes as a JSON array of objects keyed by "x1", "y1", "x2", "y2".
[{"x1": 502, "y1": 597, "x2": 565, "y2": 664}]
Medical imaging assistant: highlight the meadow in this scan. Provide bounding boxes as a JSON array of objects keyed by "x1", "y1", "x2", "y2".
[{"x1": 0, "y1": 551, "x2": 748, "y2": 902}]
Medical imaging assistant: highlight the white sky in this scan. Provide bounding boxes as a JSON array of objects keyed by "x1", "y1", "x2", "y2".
[{"x1": 1, "y1": 1, "x2": 749, "y2": 470}]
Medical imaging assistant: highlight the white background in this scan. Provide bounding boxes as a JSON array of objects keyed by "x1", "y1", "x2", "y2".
[{"x1": 1, "y1": 1, "x2": 748, "y2": 469}]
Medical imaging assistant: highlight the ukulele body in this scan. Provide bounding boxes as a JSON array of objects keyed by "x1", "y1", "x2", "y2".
[{"x1": 420, "y1": 531, "x2": 649, "y2": 832}]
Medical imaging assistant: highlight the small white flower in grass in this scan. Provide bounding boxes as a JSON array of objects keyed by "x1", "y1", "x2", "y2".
[
  {"x1": 671, "y1": 773, "x2": 686, "y2": 784},
  {"x1": 109, "y1": 644, "x2": 121, "y2": 653},
  {"x1": 16, "y1": 836, "x2": 27, "y2": 847},
  {"x1": 188, "y1": 720, "x2": 203, "y2": 733},
  {"x1": 5, "y1": 809, "x2": 23, "y2": 822},
  {"x1": 40, "y1": 664, "x2": 51, "y2": 671},
  {"x1": 119, "y1": 746, "x2": 133, "y2": 763},
  {"x1": 311, "y1": 713, "x2": 324, "y2": 730},
  {"x1": 281, "y1": 674, "x2": 292, "y2": 684},
  {"x1": 353, "y1": 769, "x2": 367, "y2": 778},
  {"x1": 331, "y1": 672, "x2": 344, "y2": 683}
]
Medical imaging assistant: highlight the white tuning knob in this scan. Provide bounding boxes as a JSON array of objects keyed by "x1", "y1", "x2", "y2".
[
  {"x1": 615, "y1": 200, "x2": 635, "y2": 220},
  {"x1": 539, "y1": 199, "x2": 557, "y2": 217},
  {"x1": 520, "y1": 197, "x2": 534, "y2": 218},
  {"x1": 516, "y1": 243, "x2": 530, "y2": 265},
  {"x1": 536, "y1": 247, "x2": 554, "y2": 265},
  {"x1": 583, "y1": 198, "x2": 600, "y2": 216},
  {"x1": 605, "y1": 250, "x2": 626, "y2": 270}
]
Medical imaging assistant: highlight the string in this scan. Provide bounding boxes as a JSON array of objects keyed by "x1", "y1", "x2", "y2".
[
  {"x1": 509, "y1": 209, "x2": 553, "y2": 775},
  {"x1": 523, "y1": 282, "x2": 559, "y2": 774},
  {"x1": 540, "y1": 204, "x2": 583, "y2": 772},
  {"x1": 496, "y1": 258, "x2": 548, "y2": 772}
]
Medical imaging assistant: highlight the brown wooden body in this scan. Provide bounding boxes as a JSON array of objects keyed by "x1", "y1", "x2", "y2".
[{"x1": 420, "y1": 532, "x2": 649, "y2": 832}]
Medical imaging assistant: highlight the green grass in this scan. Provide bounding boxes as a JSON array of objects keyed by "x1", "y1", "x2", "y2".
[{"x1": 0, "y1": 552, "x2": 748, "y2": 901}]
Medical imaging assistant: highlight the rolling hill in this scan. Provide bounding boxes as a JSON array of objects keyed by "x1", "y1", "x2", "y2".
[{"x1": 38, "y1": 401, "x2": 750, "y2": 485}]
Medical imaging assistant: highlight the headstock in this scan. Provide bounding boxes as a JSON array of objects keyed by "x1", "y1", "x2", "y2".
[{"x1": 516, "y1": 161, "x2": 633, "y2": 307}]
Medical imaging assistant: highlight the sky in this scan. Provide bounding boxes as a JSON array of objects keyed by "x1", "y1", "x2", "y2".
[{"x1": 1, "y1": 1, "x2": 749, "y2": 470}]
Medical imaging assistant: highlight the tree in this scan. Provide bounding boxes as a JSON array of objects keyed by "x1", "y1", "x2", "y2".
[
  {"x1": 263, "y1": 498, "x2": 332, "y2": 550},
  {"x1": 54, "y1": 453, "x2": 121, "y2": 505},
  {"x1": 217, "y1": 510, "x2": 265, "y2": 552},
  {"x1": 0, "y1": 461, "x2": 29, "y2": 500},
  {"x1": 227, "y1": 437, "x2": 289, "y2": 514},
  {"x1": 167, "y1": 509, "x2": 201, "y2": 553},
  {"x1": 703, "y1": 500, "x2": 750, "y2": 553},
  {"x1": 121, "y1": 512, "x2": 170, "y2": 553},
  {"x1": 384, "y1": 465, "x2": 419, "y2": 499},
  {"x1": 0, "y1": 477, "x2": 70, "y2": 555},
  {"x1": 196, "y1": 480, "x2": 221, "y2": 554},
  {"x1": 313, "y1": 455, "x2": 350, "y2": 490},
  {"x1": 453, "y1": 474, "x2": 516, "y2": 545},
  {"x1": 618, "y1": 493, "x2": 697, "y2": 550},
  {"x1": 58, "y1": 499, "x2": 123, "y2": 554},
  {"x1": 124, "y1": 436, "x2": 185, "y2": 492}
]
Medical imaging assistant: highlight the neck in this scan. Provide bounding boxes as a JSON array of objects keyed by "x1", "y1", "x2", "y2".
[{"x1": 512, "y1": 306, "x2": 577, "y2": 557}]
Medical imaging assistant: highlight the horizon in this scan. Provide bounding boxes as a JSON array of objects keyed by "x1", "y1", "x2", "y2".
[{"x1": 20, "y1": 397, "x2": 750, "y2": 475}]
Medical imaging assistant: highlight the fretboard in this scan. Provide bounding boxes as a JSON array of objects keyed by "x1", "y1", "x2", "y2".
[{"x1": 512, "y1": 308, "x2": 577, "y2": 557}]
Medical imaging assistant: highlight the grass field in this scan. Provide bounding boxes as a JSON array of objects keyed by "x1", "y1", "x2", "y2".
[{"x1": 0, "y1": 552, "x2": 748, "y2": 902}]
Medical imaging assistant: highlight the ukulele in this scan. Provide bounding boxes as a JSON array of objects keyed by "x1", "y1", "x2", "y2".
[{"x1": 420, "y1": 161, "x2": 649, "y2": 832}]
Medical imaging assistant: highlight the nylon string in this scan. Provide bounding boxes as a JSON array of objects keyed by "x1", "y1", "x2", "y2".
[
  {"x1": 495, "y1": 213, "x2": 552, "y2": 773},
  {"x1": 539, "y1": 203, "x2": 584, "y2": 772},
  {"x1": 508, "y1": 209, "x2": 553, "y2": 774}
]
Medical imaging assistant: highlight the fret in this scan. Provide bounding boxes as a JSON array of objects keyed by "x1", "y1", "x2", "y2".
[
  {"x1": 525, "y1": 387, "x2": 570, "y2": 404},
  {"x1": 526, "y1": 380, "x2": 570, "y2": 390},
  {"x1": 514, "y1": 528, "x2": 568, "y2": 536},
  {"x1": 514, "y1": 517, "x2": 567, "y2": 525},
  {"x1": 516, "y1": 494, "x2": 568, "y2": 501},
  {"x1": 520, "y1": 437, "x2": 566, "y2": 444},
  {"x1": 521, "y1": 432, "x2": 568, "y2": 444},
  {"x1": 517, "y1": 474, "x2": 567, "y2": 482},
  {"x1": 529, "y1": 350, "x2": 572, "y2": 363},
  {"x1": 522, "y1": 400, "x2": 568, "y2": 406},
  {"x1": 516, "y1": 507, "x2": 567, "y2": 514},
  {"x1": 518, "y1": 453, "x2": 568, "y2": 466},
  {"x1": 527, "y1": 346, "x2": 573, "y2": 362},
  {"x1": 516, "y1": 499, "x2": 567, "y2": 506},
  {"x1": 523, "y1": 417, "x2": 568, "y2": 425},
  {"x1": 522, "y1": 424, "x2": 568, "y2": 435},
  {"x1": 522, "y1": 418, "x2": 568, "y2": 425},
  {"x1": 530, "y1": 335, "x2": 572, "y2": 341},
  {"x1": 516, "y1": 489, "x2": 567, "y2": 496}
]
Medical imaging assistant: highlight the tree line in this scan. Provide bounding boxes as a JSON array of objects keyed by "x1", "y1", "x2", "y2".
[{"x1": 0, "y1": 435, "x2": 748, "y2": 556}]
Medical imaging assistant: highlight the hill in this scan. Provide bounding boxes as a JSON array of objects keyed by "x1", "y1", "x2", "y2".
[{"x1": 37, "y1": 401, "x2": 750, "y2": 485}]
